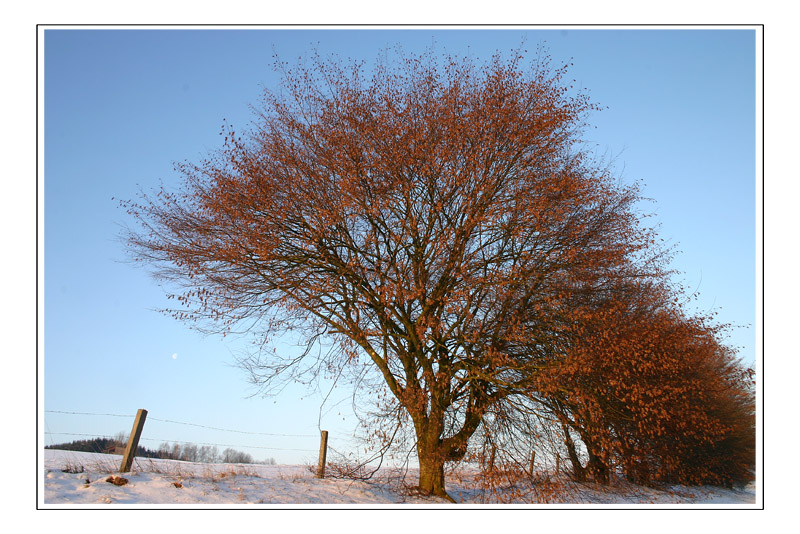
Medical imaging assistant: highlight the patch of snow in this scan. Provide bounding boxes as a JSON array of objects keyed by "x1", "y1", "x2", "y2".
[{"x1": 41, "y1": 449, "x2": 757, "y2": 508}]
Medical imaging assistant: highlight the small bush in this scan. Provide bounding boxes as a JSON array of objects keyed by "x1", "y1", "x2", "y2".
[{"x1": 61, "y1": 462, "x2": 84, "y2": 474}]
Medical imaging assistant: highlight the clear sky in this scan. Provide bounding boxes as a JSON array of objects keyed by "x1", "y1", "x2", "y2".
[{"x1": 41, "y1": 27, "x2": 758, "y2": 465}]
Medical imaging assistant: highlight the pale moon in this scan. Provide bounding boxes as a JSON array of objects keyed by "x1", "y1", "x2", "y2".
[{"x1": 172, "y1": 353, "x2": 178, "y2": 360}]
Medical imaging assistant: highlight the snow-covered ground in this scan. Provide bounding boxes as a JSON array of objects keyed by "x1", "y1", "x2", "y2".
[{"x1": 41, "y1": 449, "x2": 757, "y2": 507}]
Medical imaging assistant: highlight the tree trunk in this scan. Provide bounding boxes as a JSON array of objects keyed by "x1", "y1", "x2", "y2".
[
  {"x1": 407, "y1": 377, "x2": 492, "y2": 503},
  {"x1": 560, "y1": 420, "x2": 586, "y2": 482},
  {"x1": 414, "y1": 417, "x2": 456, "y2": 502},
  {"x1": 587, "y1": 452, "x2": 609, "y2": 484},
  {"x1": 418, "y1": 450, "x2": 450, "y2": 501}
]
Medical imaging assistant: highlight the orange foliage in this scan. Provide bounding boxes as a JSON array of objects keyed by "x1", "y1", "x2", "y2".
[
  {"x1": 122, "y1": 45, "x2": 754, "y2": 497},
  {"x1": 534, "y1": 280, "x2": 755, "y2": 487}
]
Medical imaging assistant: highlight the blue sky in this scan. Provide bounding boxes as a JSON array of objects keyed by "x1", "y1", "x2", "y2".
[{"x1": 41, "y1": 27, "x2": 758, "y2": 464}]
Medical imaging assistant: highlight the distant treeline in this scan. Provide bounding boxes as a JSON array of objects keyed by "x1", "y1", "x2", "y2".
[
  {"x1": 45, "y1": 437, "x2": 160, "y2": 458},
  {"x1": 46, "y1": 436, "x2": 276, "y2": 465}
]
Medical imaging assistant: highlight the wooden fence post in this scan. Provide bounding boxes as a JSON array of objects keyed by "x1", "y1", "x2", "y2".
[
  {"x1": 529, "y1": 449, "x2": 536, "y2": 477},
  {"x1": 317, "y1": 430, "x2": 329, "y2": 478},
  {"x1": 120, "y1": 409, "x2": 148, "y2": 473}
]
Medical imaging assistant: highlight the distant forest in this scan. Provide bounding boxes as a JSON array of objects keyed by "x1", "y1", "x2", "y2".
[{"x1": 45, "y1": 436, "x2": 276, "y2": 465}]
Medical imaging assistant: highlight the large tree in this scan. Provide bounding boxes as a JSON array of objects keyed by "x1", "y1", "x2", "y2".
[{"x1": 123, "y1": 46, "x2": 662, "y2": 499}]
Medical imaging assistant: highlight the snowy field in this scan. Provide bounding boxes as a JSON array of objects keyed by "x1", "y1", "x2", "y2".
[{"x1": 41, "y1": 449, "x2": 757, "y2": 507}]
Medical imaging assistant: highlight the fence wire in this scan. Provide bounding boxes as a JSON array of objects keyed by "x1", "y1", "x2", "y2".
[{"x1": 44, "y1": 410, "x2": 321, "y2": 455}]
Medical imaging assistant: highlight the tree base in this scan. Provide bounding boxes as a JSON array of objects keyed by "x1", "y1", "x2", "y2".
[{"x1": 408, "y1": 485, "x2": 456, "y2": 503}]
